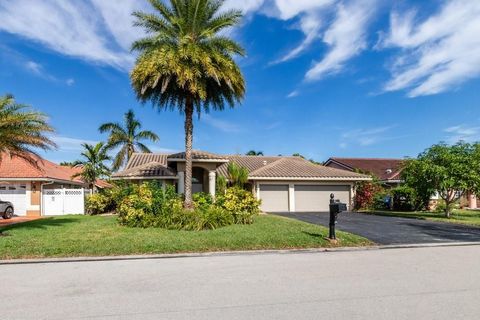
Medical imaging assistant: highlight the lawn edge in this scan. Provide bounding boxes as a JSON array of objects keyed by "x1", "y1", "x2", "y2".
[{"x1": 2, "y1": 242, "x2": 479, "y2": 265}]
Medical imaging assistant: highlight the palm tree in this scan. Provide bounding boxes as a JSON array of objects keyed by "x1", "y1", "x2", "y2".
[
  {"x1": 99, "y1": 109, "x2": 159, "y2": 170},
  {"x1": 72, "y1": 142, "x2": 111, "y2": 193},
  {"x1": 131, "y1": 0, "x2": 245, "y2": 208},
  {"x1": 227, "y1": 162, "x2": 249, "y2": 189},
  {"x1": 0, "y1": 94, "x2": 56, "y2": 163},
  {"x1": 246, "y1": 150, "x2": 263, "y2": 156}
]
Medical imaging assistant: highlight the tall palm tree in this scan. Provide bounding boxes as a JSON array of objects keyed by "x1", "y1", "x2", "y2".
[
  {"x1": 0, "y1": 94, "x2": 56, "y2": 163},
  {"x1": 246, "y1": 150, "x2": 263, "y2": 156},
  {"x1": 72, "y1": 142, "x2": 111, "y2": 193},
  {"x1": 99, "y1": 109, "x2": 159, "y2": 170},
  {"x1": 131, "y1": 0, "x2": 245, "y2": 208}
]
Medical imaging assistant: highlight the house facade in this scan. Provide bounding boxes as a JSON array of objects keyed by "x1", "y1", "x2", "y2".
[
  {"x1": 0, "y1": 154, "x2": 110, "y2": 217},
  {"x1": 112, "y1": 151, "x2": 371, "y2": 212}
]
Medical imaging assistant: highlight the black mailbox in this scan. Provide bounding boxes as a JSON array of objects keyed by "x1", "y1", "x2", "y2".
[{"x1": 328, "y1": 194, "x2": 347, "y2": 240}]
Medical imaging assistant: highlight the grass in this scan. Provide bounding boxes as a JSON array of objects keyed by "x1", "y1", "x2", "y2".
[
  {"x1": 365, "y1": 209, "x2": 480, "y2": 227},
  {"x1": 0, "y1": 215, "x2": 371, "y2": 259}
]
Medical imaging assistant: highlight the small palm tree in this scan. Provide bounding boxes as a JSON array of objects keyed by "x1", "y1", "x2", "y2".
[
  {"x1": 131, "y1": 0, "x2": 245, "y2": 208},
  {"x1": 246, "y1": 150, "x2": 263, "y2": 156},
  {"x1": 227, "y1": 162, "x2": 249, "y2": 188},
  {"x1": 99, "y1": 109, "x2": 159, "y2": 170},
  {"x1": 72, "y1": 142, "x2": 111, "y2": 193},
  {"x1": 0, "y1": 94, "x2": 56, "y2": 163}
]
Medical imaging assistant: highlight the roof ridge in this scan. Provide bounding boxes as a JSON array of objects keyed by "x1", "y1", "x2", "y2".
[{"x1": 248, "y1": 157, "x2": 285, "y2": 176}]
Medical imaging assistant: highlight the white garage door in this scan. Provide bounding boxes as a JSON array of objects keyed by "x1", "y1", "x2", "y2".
[
  {"x1": 43, "y1": 189, "x2": 85, "y2": 215},
  {"x1": 259, "y1": 184, "x2": 289, "y2": 212},
  {"x1": 0, "y1": 184, "x2": 27, "y2": 216},
  {"x1": 295, "y1": 185, "x2": 350, "y2": 212}
]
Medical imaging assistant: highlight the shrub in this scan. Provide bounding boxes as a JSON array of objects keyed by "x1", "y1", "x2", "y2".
[
  {"x1": 216, "y1": 187, "x2": 260, "y2": 224},
  {"x1": 117, "y1": 183, "x2": 249, "y2": 230},
  {"x1": 85, "y1": 193, "x2": 110, "y2": 215},
  {"x1": 354, "y1": 181, "x2": 383, "y2": 210},
  {"x1": 391, "y1": 186, "x2": 417, "y2": 211},
  {"x1": 373, "y1": 191, "x2": 392, "y2": 211},
  {"x1": 193, "y1": 192, "x2": 214, "y2": 209}
]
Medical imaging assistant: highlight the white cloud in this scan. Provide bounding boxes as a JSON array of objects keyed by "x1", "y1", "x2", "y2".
[
  {"x1": 286, "y1": 90, "x2": 299, "y2": 98},
  {"x1": 444, "y1": 125, "x2": 480, "y2": 143},
  {"x1": 202, "y1": 114, "x2": 242, "y2": 133},
  {"x1": 272, "y1": 0, "x2": 334, "y2": 20},
  {"x1": 52, "y1": 136, "x2": 98, "y2": 152},
  {"x1": 341, "y1": 125, "x2": 395, "y2": 146},
  {"x1": 380, "y1": 0, "x2": 480, "y2": 97},
  {"x1": 0, "y1": 0, "x2": 133, "y2": 70},
  {"x1": 222, "y1": 0, "x2": 265, "y2": 14},
  {"x1": 25, "y1": 61, "x2": 43, "y2": 75},
  {"x1": 305, "y1": 0, "x2": 377, "y2": 81},
  {"x1": 66, "y1": 78, "x2": 75, "y2": 86}
]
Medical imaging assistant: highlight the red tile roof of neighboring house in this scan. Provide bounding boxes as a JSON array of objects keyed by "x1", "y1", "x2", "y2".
[
  {"x1": 0, "y1": 153, "x2": 111, "y2": 187},
  {"x1": 324, "y1": 158, "x2": 404, "y2": 181}
]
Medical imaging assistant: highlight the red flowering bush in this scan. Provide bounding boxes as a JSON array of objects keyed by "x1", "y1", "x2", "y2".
[{"x1": 354, "y1": 181, "x2": 384, "y2": 211}]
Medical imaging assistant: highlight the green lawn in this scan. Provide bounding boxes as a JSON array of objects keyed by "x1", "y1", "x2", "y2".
[
  {"x1": 0, "y1": 215, "x2": 371, "y2": 259},
  {"x1": 365, "y1": 210, "x2": 480, "y2": 227}
]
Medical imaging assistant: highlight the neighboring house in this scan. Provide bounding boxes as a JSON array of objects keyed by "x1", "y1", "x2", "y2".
[
  {"x1": 112, "y1": 151, "x2": 370, "y2": 212},
  {"x1": 324, "y1": 158, "x2": 404, "y2": 188},
  {"x1": 0, "y1": 154, "x2": 111, "y2": 217}
]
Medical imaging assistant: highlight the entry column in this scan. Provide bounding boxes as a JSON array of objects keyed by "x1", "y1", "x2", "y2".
[{"x1": 208, "y1": 171, "x2": 216, "y2": 198}]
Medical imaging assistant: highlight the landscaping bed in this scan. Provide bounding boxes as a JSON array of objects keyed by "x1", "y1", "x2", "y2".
[
  {"x1": 365, "y1": 210, "x2": 480, "y2": 227},
  {"x1": 0, "y1": 215, "x2": 371, "y2": 259}
]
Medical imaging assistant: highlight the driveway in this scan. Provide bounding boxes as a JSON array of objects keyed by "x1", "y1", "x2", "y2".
[
  {"x1": 273, "y1": 212, "x2": 480, "y2": 245},
  {"x1": 1, "y1": 246, "x2": 480, "y2": 319},
  {"x1": 0, "y1": 216, "x2": 41, "y2": 227}
]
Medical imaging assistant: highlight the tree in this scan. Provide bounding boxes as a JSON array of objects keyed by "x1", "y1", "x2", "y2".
[
  {"x1": 72, "y1": 142, "x2": 111, "y2": 193},
  {"x1": 131, "y1": 0, "x2": 245, "y2": 208},
  {"x1": 99, "y1": 109, "x2": 159, "y2": 171},
  {"x1": 227, "y1": 162, "x2": 249, "y2": 189},
  {"x1": 403, "y1": 142, "x2": 480, "y2": 217},
  {"x1": 60, "y1": 161, "x2": 75, "y2": 167},
  {"x1": 246, "y1": 150, "x2": 263, "y2": 156},
  {"x1": 0, "y1": 94, "x2": 56, "y2": 163}
]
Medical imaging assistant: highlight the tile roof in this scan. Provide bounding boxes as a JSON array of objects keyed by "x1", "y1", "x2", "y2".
[
  {"x1": 325, "y1": 158, "x2": 404, "y2": 181},
  {"x1": 0, "y1": 153, "x2": 84, "y2": 184},
  {"x1": 248, "y1": 157, "x2": 370, "y2": 179},
  {"x1": 112, "y1": 162, "x2": 176, "y2": 179},
  {"x1": 216, "y1": 155, "x2": 285, "y2": 177},
  {"x1": 167, "y1": 150, "x2": 228, "y2": 161},
  {"x1": 126, "y1": 153, "x2": 168, "y2": 169},
  {"x1": 117, "y1": 152, "x2": 370, "y2": 181}
]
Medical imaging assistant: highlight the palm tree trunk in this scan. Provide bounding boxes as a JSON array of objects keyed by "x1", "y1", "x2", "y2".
[{"x1": 184, "y1": 98, "x2": 194, "y2": 209}]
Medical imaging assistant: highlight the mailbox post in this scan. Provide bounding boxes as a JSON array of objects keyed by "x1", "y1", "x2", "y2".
[{"x1": 328, "y1": 193, "x2": 347, "y2": 240}]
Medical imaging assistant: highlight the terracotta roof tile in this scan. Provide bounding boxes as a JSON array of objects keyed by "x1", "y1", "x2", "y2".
[
  {"x1": 126, "y1": 153, "x2": 168, "y2": 169},
  {"x1": 167, "y1": 150, "x2": 228, "y2": 161},
  {"x1": 112, "y1": 161, "x2": 176, "y2": 179},
  {"x1": 0, "y1": 153, "x2": 84, "y2": 184},
  {"x1": 325, "y1": 158, "x2": 404, "y2": 181},
  {"x1": 249, "y1": 157, "x2": 370, "y2": 179}
]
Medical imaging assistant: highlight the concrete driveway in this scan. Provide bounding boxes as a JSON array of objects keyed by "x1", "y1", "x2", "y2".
[
  {"x1": 0, "y1": 216, "x2": 41, "y2": 227},
  {"x1": 273, "y1": 212, "x2": 480, "y2": 245}
]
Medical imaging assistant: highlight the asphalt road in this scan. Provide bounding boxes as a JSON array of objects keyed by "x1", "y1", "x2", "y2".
[
  {"x1": 2, "y1": 245, "x2": 480, "y2": 319},
  {"x1": 274, "y1": 212, "x2": 480, "y2": 244}
]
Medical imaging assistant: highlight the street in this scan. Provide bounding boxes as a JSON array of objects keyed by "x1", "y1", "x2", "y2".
[{"x1": 2, "y1": 245, "x2": 480, "y2": 319}]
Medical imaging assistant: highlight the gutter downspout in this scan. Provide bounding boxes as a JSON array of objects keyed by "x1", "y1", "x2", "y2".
[{"x1": 40, "y1": 180, "x2": 54, "y2": 216}]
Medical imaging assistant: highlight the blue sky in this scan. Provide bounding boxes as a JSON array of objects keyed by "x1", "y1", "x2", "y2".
[{"x1": 1, "y1": 0, "x2": 479, "y2": 163}]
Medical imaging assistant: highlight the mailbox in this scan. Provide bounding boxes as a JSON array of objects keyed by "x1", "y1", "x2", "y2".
[{"x1": 328, "y1": 194, "x2": 347, "y2": 240}]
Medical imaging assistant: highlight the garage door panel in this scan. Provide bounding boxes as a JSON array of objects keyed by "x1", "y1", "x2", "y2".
[
  {"x1": 259, "y1": 185, "x2": 289, "y2": 212},
  {"x1": 295, "y1": 185, "x2": 350, "y2": 212},
  {"x1": 0, "y1": 185, "x2": 27, "y2": 216}
]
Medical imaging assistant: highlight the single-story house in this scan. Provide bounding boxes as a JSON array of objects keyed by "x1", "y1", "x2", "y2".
[
  {"x1": 112, "y1": 151, "x2": 370, "y2": 212},
  {"x1": 324, "y1": 157, "x2": 404, "y2": 188},
  {"x1": 0, "y1": 154, "x2": 111, "y2": 217}
]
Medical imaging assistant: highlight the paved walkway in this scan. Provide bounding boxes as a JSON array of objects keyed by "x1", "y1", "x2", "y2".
[
  {"x1": 0, "y1": 216, "x2": 41, "y2": 227},
  {"x1": 1, "y1": 245, "x2": 479, "y2": 319},
  {"x1": 274, "y1": 212, "x2": 480, "y2": 245}
]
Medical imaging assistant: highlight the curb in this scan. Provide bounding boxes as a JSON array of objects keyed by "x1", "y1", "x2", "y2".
[{"x1": 1, "y1": 241, "x2": 480, "y2": 265}]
